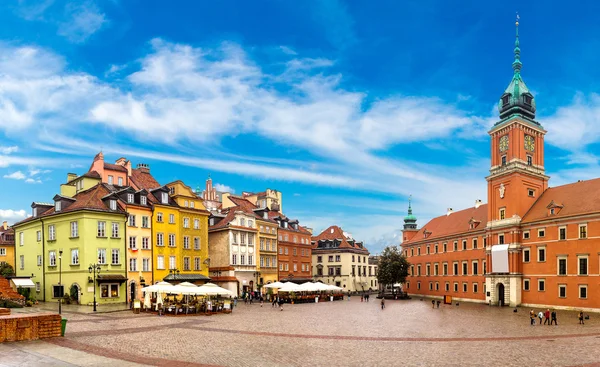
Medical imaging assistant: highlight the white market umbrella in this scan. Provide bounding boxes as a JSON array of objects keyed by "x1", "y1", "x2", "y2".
[
  {"x1": 278, "y1": 282, "x2": 301, "y2": 292},
  {"x1": 197, "y1": 283, "x2": 234, "y2": 296},
  {"x1": 298, "y1": 282, "x2": 320, "y2": 292},
  {"x1": 155, "y1": 292, "x2": 164, "y2": 310},
  {"x1": 144, "y1": 292, "x2": 151, "y2": 309},
  {"x1": 263, "y1": 282, "x2": 285, "y2": 289},
  {"x1": 143, "y1": 281, "x2": 174, "y2": 293}
]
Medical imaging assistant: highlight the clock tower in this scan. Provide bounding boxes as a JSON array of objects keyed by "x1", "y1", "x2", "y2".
[
  {"x1": 485, "y1": 18, "x2": 549, "y2": 307},
  {"x1": 486, "y1": 18, "x2": 549, "y2": 226}
]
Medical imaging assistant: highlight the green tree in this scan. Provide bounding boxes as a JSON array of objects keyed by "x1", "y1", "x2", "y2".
[
  {"x1": 376, "y1": 246, "x2": 410, "y2": 294},
  {"x1": 0, "y1": 263, "x2": 15, "y2": 277}
]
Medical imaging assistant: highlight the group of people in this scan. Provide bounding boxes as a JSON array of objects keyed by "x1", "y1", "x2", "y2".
[{"x1": 529, "y1": 309, "x2": 558, "y2": 325}]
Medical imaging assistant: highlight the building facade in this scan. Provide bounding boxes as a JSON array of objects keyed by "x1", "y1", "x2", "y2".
[
  {"x1": 13, "y1": 184, "x2": 128, "y2": 306},
  {"x1": 312, "y1": 226, "x2": 371, "y2": 292},
  {"x1": 273, "y1": 215, "x2": 312, "y2": 282},
  {"x1": 0, "y1": 221, "x2": 15, "y2": 269},
  {"x1": 403, "y1": 21, "x2": 600, "y2": 311}
]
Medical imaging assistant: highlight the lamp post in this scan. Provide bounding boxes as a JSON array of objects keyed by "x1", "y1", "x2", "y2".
[
  {"x1": 58, "y1": 250, "x2": 63, "y2": 315},
  {"x1": 88, "y1": 264, "x2": 101, "y2": 312},
  {"x1": 253, "y1": 271, "x2": 261, "y2": 293},
  {"x1": 169, "y1": 268, "x2": 180, "y2": 281}
]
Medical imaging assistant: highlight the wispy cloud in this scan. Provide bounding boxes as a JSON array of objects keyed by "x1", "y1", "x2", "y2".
[
  {"x1": 0, "y1": 146, "x2": 18, "y2": 154},
  {"x1": 0, "y1": 209, "x2": 28, "y2": 224},
  {"x1": 57, "y1": 1, "x2": 107, "y2": 43},
  {"x1": 3, "y1": 171, "x2": 26, "y2": 180},
  {"x1": 213, "y1": 183, "x2": 235, "y2": 193}
]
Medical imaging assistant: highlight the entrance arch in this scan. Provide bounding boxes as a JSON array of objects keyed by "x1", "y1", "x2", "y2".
[
  {"x1": 497, "y1": 283, "x2": 505, "y2": 306},
  {"x1": 129, "y1": 281, "x2": 137, "y2": 308},
  {"x1": 71, "y1": 283, "x2": 81, "y2": 305}
]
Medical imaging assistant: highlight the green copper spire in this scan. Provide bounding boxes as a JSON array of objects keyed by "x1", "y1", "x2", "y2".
[
  {"x1": 403, "y1": 195, "x2": 417, "y2": 230},
  {"x1": 497, "y1": 14, "x2": 537, "y2": 122}
]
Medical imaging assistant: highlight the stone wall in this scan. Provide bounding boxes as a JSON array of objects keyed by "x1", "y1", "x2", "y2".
[{"x1": 0, "y1": 313, "x2": 61, "y2": 342}]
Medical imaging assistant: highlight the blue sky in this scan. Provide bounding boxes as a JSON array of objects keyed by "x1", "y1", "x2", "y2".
[{"x1": 2, "y1": 1, "x2": 600, "y2": 254}]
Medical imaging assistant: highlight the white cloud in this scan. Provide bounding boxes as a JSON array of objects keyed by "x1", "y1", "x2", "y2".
[
  {"x1": 213, "y1": 183, "x2": 235, "y2": 193},
  {"x1": 57, "y1": 1, "x2": 107, "y2": 43},
  {"x1": 3, "y1": 171, "x2": 26, "y2": 180},
  {"x1": 24, "y1": 177, "x2": 42, "y2": 184},
  {"x1": 0, "y1": 209, "x2": 28, "y2": 224},
  {"x1": 0, "y1": 146, "x2": 18, "y2": 154},
  {"x1": 279, "y1": 46, "x2": 297, "y2": 55}
]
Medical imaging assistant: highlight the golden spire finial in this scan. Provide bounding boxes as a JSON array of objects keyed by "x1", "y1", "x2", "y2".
[{"x1": 516, "y1": 12, "x2": 520, "y2": 27}]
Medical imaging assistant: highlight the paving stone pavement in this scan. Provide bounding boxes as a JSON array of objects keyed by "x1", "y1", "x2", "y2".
[{"x1": 1, "y1": 298, "x2": 600, "y2": 366}]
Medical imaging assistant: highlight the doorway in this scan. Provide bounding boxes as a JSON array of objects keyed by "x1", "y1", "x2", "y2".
[
  {"x1": 497, "y1": 283, "x2": 505, "y2": 306},
  {"x1": 130, "y1": 282, "x2": 136, "y2": 308}
]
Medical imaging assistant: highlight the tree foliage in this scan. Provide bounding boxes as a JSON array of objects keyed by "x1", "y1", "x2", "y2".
[
  {"x1": 376, "y1": 246, "x2": 410, "y2": 289},
  {"x1": 0, "y1": 263, "x2": 15, "y2": 277}
]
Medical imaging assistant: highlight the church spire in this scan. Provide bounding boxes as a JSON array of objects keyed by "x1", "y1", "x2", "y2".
[
  {"x1": 497, "y1": 14, "x2": 537, "y2": 122},
  {"x1": 403, "y1": 195, "x2": 417, "y2": 231}
]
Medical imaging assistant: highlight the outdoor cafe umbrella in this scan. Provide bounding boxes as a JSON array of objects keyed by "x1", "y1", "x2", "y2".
[
  {"x1": 263, "y1": 281, "x2": 285, "y2": 289},
  {"x1": 144, "y1": 292, "x2": 151, "y2": 310},
  {"x1": 143, "y1": 281, "x2": 174, "y2": 293},
  {"x1": 277, "y1": 282, "x2": 301, "y2": 292},
  {"x1": 197, "y1": 283, "x2": 234, "y2": 296},
  {"x1": 155, "y1": 291, "x2": 164, "y2": 311}
]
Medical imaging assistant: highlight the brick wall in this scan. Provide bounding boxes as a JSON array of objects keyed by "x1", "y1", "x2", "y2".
[{"x1": 0, "y1": 313, "x2": 61, "y2": 342}]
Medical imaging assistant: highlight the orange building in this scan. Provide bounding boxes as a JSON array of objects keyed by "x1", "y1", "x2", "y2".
[
  {"x1": 272, "y1": 214, "x2": 312, "y2": 282},
  {"x1": 403, "y1": 21, "x2": 600, "y2": 311}
]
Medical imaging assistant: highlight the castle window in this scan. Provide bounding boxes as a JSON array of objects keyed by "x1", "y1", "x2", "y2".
[
  {"x1": 528, "y1": 189, "x2": 535, "y2": 197},
  {"x1": 499, "y1": 208, "x2": 505, "y2": 220},
  {"x1": 523, "y1": 95, "x2": 532, "y2": 105},
  {"x1": 502, "y1": 95, "x2": 510, "y2": 106},
  {"x1": 579, "y1": 224, "x2": 587, "y2": 239},
  {"x1": 523, "y1": 231, "x2": 530, "y2": 240},
  {"x1": 527, "y1": 156, "x2": 532, "y2": 166},
  {"x1": 501, "y1": 156, "x2": 507, "y2": 166}
]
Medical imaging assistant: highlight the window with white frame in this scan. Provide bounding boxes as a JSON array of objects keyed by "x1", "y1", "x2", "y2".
[
  {"x1": 118, "y1": 177, "x2": 123, "y2": 186},
  {"x1": 100, "y1": 284, "x2": 119, "y2": 298},
  {"x1": 579, "y1": 285, "x2": 587, "y2": 299},
  {"x1": 537, "y1": 246, "x2": 546, "y2": 262},
  {"x1": 190, "y1": 201, "x2": 195, "y2": 208},
  {"x1": 169, "y1": 214, "x2": 175, "y2": 224},
  {"x1": 194, "y1": 219, "x2": 199, "y2": 229},
  {"x1": 98, "y1": 249, "x2": 106, "y2": 264},
  {"x1": 538, "y1": 228, "x2": 545, "y2": 237},
  {"x1": 558, "y1": 284, "x2": 566, "y2": 298},
  {"x1": 156, "y1": 233, "x2": 164, "y2": 246},
  {"x1": 49, "y1": 251, "x2": 57, "y2": 266},
  {"x1": 55, "y1": 201, "x2": 61, "y2": 212},
  {"x1": 557, "y1": 257, "x2": 567, "y2": 276},
  {"x1": 129, "y1": 236, "x2": 137, "y2": 250},
  {"x1": 232, "y1": 254, "x2": 237, "y2": 265},
  {"x1": 462, "y1": 283, "x2": 467, "y2": 292},
  {"x1": 112, "y1": 222, "x2": 119, "y2": 238},
  {"x1": 248, "y1": 235, "x2": 253, "y2": 245},
  {"x1": 578, "y1": 256, "x2": 588, "y2": 275},
  {"x1": 248, "y1": 220, "x2": 253, "y2": 228},
  {"x1": 141, "y1": 216, "x2": 149, "y2": 228},
  {"x1": 473, "y1": 283, "x2": 478, "y2": 293},
  {"x1": 462, "y1": 261, "x2": 468, "y2": 275},
  {"x1": 142, "y1": 237, "x2": 150, "y2": 249},
  {"x1": 523, "y1": 248, "x2": 530, "y2": 262},
  {"x1": 161, "y1": 192, "x2": 168, "y2": 204},
  {"x1": 194, "y1": 257, "x2": 201, "y2": 271},
  {"x1": 579, "y1": 224, "x2": 587, "y2": 239},
  {"x1": 183, "y1": 236, "x2": 190, "y2": 249},
  {"x1": 0, "y1": 248, "x2": 5, "y2": 256},
  {"x1": 157, "y1": 256, "x2": 165, "y2": 269},
  {"x1": 169, "y1": 256, "x2": 176, "y2": 270},
  {"x1": 249, "y1": 255, "x2": 253, "y2": 265},
  {"x1": 143, "y1": 258, "x2": 150, "y2": 272},
  {"x1": 129, "y1": 258, "x2": 137, "y2": 271},
  {"x1": 559, "y1": 226, "x2": 566, "y2": 240},
  {"x1": 141, "y1": 196, "x2": 147, "y2": 205},
  {"x1": 127, "y1": 193, "x2": 134, "y2": 203},
  {"x1": 157, "y1": 212, "x2": 163, "y2": 222},
  {"x1": 523, "y1": 231, "x2": 530, "y2": 240},
  {"x1": 240, "y1": 218, "x2": 245, "y2": 226},
  {"x1": 183, "y1": 257, "x2": 190, "y2": 271},
  {"x1": 538, "y1": 278, "x2": 545, "y2": 291},
  {"x1": 111, "y1": 249, "x2": 120, "y2": 265},
  {"x1": 18, "y1": 232, "x2": 24, "y2": 246},
  {"x1": 71, "y1": 249, "x2": 79, "y2": 265},
  {"x1": 523, "y1": 278, "x2": 530, "y2": 291},
  {"x1": 108, "y1": 175, "x2": 114, "y2": 184},
  {"x1": 37, "y1": 255, "x2": 42, "y2": 266},
  {"x1": 36, "y1": 230, "x2": 41, "y2": 242},
  {"x1": 472, "y1": 261, "x2": 478, "y2": 275},
  {"x1": 194, "y1": 237, "x2": 200, "y2": 250},
  {"x1": 129, "y1": 215, "x2": 136, "y2": 227},
  {"x1": 240, "y1": 255, "x2": 246, "y2": 265},
  {"x1": 69, "y1": 221, "x2": 78, "y2": 237},
  {"x1": 184, "y1": 200, "x2": 188, "y2": 207},
  {"x1": 110, "y1": 200, "x2": 117, "y2": 211},
  {"x1": 49, "y1": 225, "x2": 56, "y2": 241},
  {"x1": 183, "y1": 218, "x2": 189, "y2": 228},
  {"x1": 19, "y1": 255, "x2": 24, "y2": 269}
]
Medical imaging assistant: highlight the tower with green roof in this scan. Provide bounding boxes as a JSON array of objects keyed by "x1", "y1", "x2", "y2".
[{"x1": 402, "y1": 196, "x2": 419, "y2": 242}]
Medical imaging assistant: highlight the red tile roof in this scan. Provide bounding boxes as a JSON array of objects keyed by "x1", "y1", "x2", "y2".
[
  {"x1": 312, "y1": 225, "x2": 369, "y2": 253},
  {"x1": 13, "y1": 184, "x2": 126, "y2": 226},
  {"x1": 522, "y1": 178, "x2": 600, "y2": 223},
  {"x1": 129, "y1": 168, "x2": 161, "y2": 191},
  {"x1": 403, "y1": 204, "x2": 488, "y2": 245},
  {"x1": 104, "y1": 163, "x2": 128, "y2": 172}
]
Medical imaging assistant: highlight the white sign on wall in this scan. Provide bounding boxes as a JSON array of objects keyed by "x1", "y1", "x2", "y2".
[{"x1": 491, "y1": 244, "x2": 509, "y2": 273}]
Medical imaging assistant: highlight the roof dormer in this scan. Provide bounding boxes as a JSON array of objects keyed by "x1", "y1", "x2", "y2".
[{"x1": 546, "y1": 200, "x2": 564, "y2": 216}]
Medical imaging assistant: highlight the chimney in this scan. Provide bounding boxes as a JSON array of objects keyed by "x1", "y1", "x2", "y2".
[
  {"x1": 475, "y1": 199, "x2": 483, "y2": 209},
  {"x1": 446, "y1": 208, "x2": 453, "y2": 216},
  {"x1": 67, "y1": 173, "x2": 77, "y2": 182},
  {"x1": 116, "y1": 157, "x2": 127, "y2": 166},
  {"x1": 2, "y1": 221, "x2": 7, "y2": 230},
  {"x1": 136, "y1": 163, "x2": 150, "y2": 173}
]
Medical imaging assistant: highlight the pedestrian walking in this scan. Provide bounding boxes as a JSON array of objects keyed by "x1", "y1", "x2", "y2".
[
  {"x1": 381, "y1": 298, "x2": 385, "y2": 310},
  {"x1": 436, "y1": 300, "x2": 440, "y2": 308},
  {"x1": 432, "y1": 300, "x2": 435, "y2": 308},
  {"x1": 530, "y1": 310, "x2": 535, "y2": 326},
  {"x1": 544, "y1": 309, "x2": 550, "y2": 325},
  {"x1": 538, "y1": 311, "x2": 543, "y2": 325},
  {"x1": 366, "y1": 294, "x2": 369, "y2": 302},
  {"x1": 579, "y1": 311, "x2": 585, "y2": 325},
  {"x1": 347, "y1": 293, "x2": 351, "y2": 301},
  {"x1": 279, "y1": 298, "x2": 284, "y2": 311},
  {"x1": 551, "y1": 310, "x2": 557, "y2": 325},
  {"x1": 260, "y1": 296, "x2": 264, "y2": 307},
  {"x1": 272, "y1": 296, "x2": 277, "y2": 308}
]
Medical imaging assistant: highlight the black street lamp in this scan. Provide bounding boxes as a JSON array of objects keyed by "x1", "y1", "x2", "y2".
[
  {"x1": 169, "y1": 268, "x2": 180, "y2": 282},
  {"x1": 253, "y1": 271, "x2": 261, "y2": 292},
  {"x1": 58, "y1": 250, "x2": 63, "y2": 315},
  {"x1": 88, "y1": 264, "x2": 101, "y2": 312}
]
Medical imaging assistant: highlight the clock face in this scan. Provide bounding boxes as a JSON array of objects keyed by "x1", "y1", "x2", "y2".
[
  {"x1": 499, "y1": 135, "x2": 509, "y2": 152},
  {"x1": 524, "y1": 135, "x2": 535, "y2": 152}
]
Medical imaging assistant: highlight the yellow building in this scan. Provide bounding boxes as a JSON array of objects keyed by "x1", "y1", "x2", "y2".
[
  {"x1": 149, "y1": 186, "x2": 181, "y2": 282},
  {"x1": 0, "y1": 221, "x2": 15, "y2": 270},
  {"x1": 257, "y1": 217, "x2": 278, "y2": 285},
  {"x1": 165, "y1": 181, "x2": 210, "y2": 283}
]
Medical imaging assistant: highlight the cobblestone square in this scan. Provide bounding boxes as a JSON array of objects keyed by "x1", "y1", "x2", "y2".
[{"x1": 1, "y1": 299, "x2": 600, "y2": 366}]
